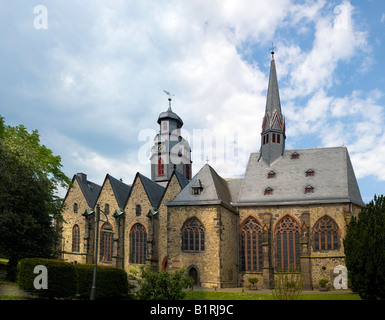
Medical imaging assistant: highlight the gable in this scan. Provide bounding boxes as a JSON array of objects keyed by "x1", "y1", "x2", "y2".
[{"x1": 125, "y1": 173, "x2": 165, "y2": 209}]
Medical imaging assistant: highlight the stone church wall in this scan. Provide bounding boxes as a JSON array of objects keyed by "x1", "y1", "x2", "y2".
[
  {"x1": 61, "y1": 179, "x2": 92, "y2": 264},
  {"x1": 238, "y1": 202, "x2": 359, "y2": 289},
  {"x1": 167, "y1": 205, "x2": 238, "y2": 288}
]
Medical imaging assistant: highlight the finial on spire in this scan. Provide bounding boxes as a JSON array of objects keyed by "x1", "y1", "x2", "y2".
[
  {"x1": 270, "y1": 42, "x2": 276, "y2": 59},
  {"x1": 163, "y1": 90, "x2": 175, "y2": 110}
]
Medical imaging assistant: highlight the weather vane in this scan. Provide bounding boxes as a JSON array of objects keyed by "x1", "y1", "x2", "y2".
[
  {"x1": 163, "y1": 90, "x2": 175, "y2": 109},
  {"x1": 163, "y1": 90, "x2": 175, "y2": 99}
]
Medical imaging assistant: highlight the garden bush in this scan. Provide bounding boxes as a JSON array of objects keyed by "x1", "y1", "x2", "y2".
[
  {"x1": 18, "y1": 258, "x2": 78, "y2": 299},
  {"x1": 135, "y1": 266, "x2": 194, "y2": 300},
  {"x1": 74, "y1": 264, "x2": 128, "y2": 299},
  {"x1": 17, "y1": 259, "x2": 128, "y2": 299}
]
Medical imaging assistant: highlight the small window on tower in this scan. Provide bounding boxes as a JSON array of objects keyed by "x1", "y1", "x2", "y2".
[
  {"x1": 268, "y1": 171, "x2": 276, "y2": 179},
  {"x1": 162, "y1": 121, "x2": 168, "y2": 132},
  {"x1": 272, "y1": 133, "x2": 276, "y2": 143},
  {"x1": 158, "y1": 157, "x2": 165, "y2": 176},
  {"x1": 277, "y1": 134, "x2": 281, "y2": 144}
]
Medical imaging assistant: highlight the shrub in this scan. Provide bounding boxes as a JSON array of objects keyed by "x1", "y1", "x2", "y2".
[
  {"x1": 18, "y1": 258, "x2": 78, "y2": 299},
  {"x1": 273, "y1": 270, "x2": 303, "y2": 300},
  {"x1": 318, "y1": 278, "x2": 329, "y2": 288},
  {"x1": 74, "y1": 264, "x2": 128, "y2": 299},
  {"x1": 247, "y1": 277, "x2": 259, "y2": 289},
  {"x1": 135, "y1": 266, "x2": 194, "y2": 300}
]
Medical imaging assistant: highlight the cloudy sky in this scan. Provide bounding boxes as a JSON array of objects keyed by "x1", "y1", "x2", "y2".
[{"x1": 1, "y1": 0, "x2": 384, "y2": 203}]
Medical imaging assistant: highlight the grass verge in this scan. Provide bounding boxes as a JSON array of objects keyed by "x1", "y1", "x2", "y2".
[{"x1": 183, "y1": 290, "x2": 361, "y2": 300}]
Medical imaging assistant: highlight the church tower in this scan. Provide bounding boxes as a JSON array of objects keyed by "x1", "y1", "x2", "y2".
[
  {"x1": 150, "y1": 95, "x2": 192, "y2": 186},
  {"x1": 260, "y1": 50, "x2": 286, "y2": 165}
]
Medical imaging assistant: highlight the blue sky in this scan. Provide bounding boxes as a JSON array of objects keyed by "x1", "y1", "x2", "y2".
[{"x1": 0, "y1": 0, "x2": 384, "y2": 203}]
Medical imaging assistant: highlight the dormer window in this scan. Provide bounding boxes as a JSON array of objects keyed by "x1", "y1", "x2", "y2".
[
  {"x1": 306, "y1": 169, "x2": 315, "y2": 177},
  {"x1": 291, "y1": 152, "x2": 299, "y2": 159},
  {"x1": 268, "y1": 171, "x2": 276, "y2": 179},
  {"x1": 192, "y1": 179, "x2": 203, "y2": 195},
  {"x1": 305, "y1": 185, "x2": 314, "y2": 194},
  {"x1": 264, "y1": 187, "x2": 273, "y2": 195}
]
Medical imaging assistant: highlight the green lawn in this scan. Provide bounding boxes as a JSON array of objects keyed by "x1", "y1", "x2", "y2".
[{"x1": 184, "y1": 290, "x2": 361, "y2": 300}]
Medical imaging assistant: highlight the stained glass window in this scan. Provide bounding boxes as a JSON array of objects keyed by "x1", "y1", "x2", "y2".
[
  {"x1": 313, "y1": 216, "x2": 340, "y2": 251},
  {"x1": 240, "y1": 217, "x2": 263, "y2": 271},
  {"x1": 275, "y1": 215, "x2": 301, "y2": 271},
  {"x1": 182, "y1": 218, "x2": 205, "y2": 252}
]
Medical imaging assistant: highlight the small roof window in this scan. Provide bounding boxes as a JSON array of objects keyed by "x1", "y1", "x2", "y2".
[
  {"x1": 191, "y1": 179, "x2": 203, "y2": 195},
  {"x1": 306, "y1": 169, "x2": 315, "y2": 177},
  {"x1": 264, "y1": 187, "x2": 273, "y2": 195},
  {"x1": 268, "y1": 171, "x2": 276, "y2": 179},
  {"x1": 291, "y1": 152, "x2": 299, "y2": 159},
  {"x1": 305, "y1": 185, "x2": 314, "y2": 194}
]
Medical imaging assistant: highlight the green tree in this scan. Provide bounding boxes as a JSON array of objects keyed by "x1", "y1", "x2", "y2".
[
  {"x1": 0, "y1": 115, "x2": 71, "y2": 280},
  {"x1": 135, "y1": 266, "x2": 194, "y2": 300},
  {"x1": 344, "y1": 195, "x2": 385, "y2": 300}
]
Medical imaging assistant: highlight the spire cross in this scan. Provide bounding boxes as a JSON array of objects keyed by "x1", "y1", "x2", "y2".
[{"x1": 270, "y1": 42, "x2": 276, "y2": 58}]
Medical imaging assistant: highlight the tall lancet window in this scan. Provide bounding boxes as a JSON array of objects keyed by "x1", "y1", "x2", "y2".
[
  {"x1": 240, "y1": 217, "x2": 263, "y2": 271},
  {"x1": 275, "y1": 215, "x2": 301, "y2": 271},
  {"x1": 100, "y1": 222, "x2": 113, "y2": 262},
  {"x1": 72, "y1": 225, "x2": 80, "y2": 252},
  {"x1": 130, "y1": 223, "x2": 147, "y2": 264}
]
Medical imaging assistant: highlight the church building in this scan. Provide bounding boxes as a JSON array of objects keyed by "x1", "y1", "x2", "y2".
[{"x1": 60, "y1": 52, "x2": 364, "y2": 290}]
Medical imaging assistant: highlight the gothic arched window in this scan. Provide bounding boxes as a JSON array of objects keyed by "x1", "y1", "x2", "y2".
[
  {"x1": 182, "y1": 218, "x2": 205, "y2": 252},
  {"x1": 100, "y1": 222, "x2": 113, "y2": 262},
  {"x1": 240, "y1": 217, "x2": 263, "y2": 271},
  {"x1": 313, "y1": 216, "x2": 340, "y2": 251},
  {"x1": 275, "y1": 215, "x2": 301, "y2": 271},
  {"x1": 72, "y1": 225, "x2": 80, "y2": 252},
  {"x1": 158, "y1": 157, "x2": 164, "y2": 176},
  {"x1": 130, "y1": 223, "x2": 147, "y2": 264}
]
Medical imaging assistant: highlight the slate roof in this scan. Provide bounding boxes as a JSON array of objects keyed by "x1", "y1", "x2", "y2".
[
  {"x1": 74, "y1": 173, "x2": 101, "y2": 208},
  {"x1": 234, "y1": 147, "x2": 364, "y2": 207},
  {"x1": 173, "y1": 170, "x2": 190, "y2": 189},
  {"x1": 157, "y1": 105, "x2": 183, "y2": 125},
  {"x1": 135, "y1": 173, "x2": 165, "y2": 209},
  {"x1": 166, "y1": 164, "x2": 237, "y2": 212},
  {"x1": 105, "y1": 174, "x2": 131, "y2": 210}
]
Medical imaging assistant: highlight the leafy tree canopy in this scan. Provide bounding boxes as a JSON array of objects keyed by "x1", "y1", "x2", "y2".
[
  {"x1": 0, "y1": 115, "x2": 71, "y2": 280},
  {"x1": 344, "y1": 195, "x2": 385, "y2": 300}
]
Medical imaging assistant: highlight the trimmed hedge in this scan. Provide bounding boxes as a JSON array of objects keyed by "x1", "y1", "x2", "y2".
[
  {"x1": 18, "y1": 258, "x2": 78, "y2": 299},
  {"x1": 74, "y1": 264, "x2": 128, "y2": 299},
  {"x1": 17, "y1": 258, "x2": 128, "y2": 299}
]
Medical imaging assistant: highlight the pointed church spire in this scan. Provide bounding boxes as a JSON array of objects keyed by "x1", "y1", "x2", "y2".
[
  {"x1": 265, "y1": 53, "x2": 282, "y2": 122},
  {"x1": 260, "y1": 52, "x2": 286, "y2": 166}
]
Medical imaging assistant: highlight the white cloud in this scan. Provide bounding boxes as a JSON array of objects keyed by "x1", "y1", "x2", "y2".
[
  {"x1": 2, "y1": 0, "x2": 384, "y2": 191},
  {"x1": 281, "y1": 1, "x2": 368, "y2": 99}
]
